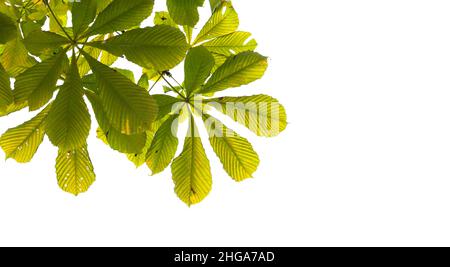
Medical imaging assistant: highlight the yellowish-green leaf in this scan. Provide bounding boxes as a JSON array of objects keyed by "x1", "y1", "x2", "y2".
[
  {"x1": 127, "y1": 131, "x2": 155, "y2": 167},
  {"x1": 203, "y1": 114, "x2": 259, "y2": 181},
  {"x1": 89, "y1": 25, "x2": 189, "y2": 71},
  {"x1": 56, "y1": 144, "x2": 96, "y2": 196},
  {"x1": 0, "y1": 100, "x2": 28, "y2": 117},
  {"x1": 153, "y1": 94, "x2": 182, "y2": 120},
  {"x1": 185, "y1": 46, "x2": 215, "y2": 96},
  {"x1": 14, "y1": 50, "x2": 67, "y2": 111},
  {"x1": 209, "y1": 0, "x2": 221, "y2": 12},
  {"x1": 24, "y1": 30, "x2": 71, "y2": 56},
  {"x1": 87, "y1": 91, "x2": 147, "y2": 154},
  {"x1": 154, "y1": 11, "x2": 178, "y2": 28},
  {"x1": 210, "y1": 52, "x2": 227, "y2": 72},
  {"x1": 0, "y1": 2, "x2": 17, "y2": 21},
  {"x1": 208, "y1": 95, "x2": 287, "y2": 137},
  {"x1": 171, "y1": 116, "x2": 212, "y2": 206},
  {"x1": 167, "y1": 0, "x2": 204, "y2": 27},
  {"x1": 46, "y1": 59, "x2": 91, "y2": 150},
  {"x1": 0, "y1": 12, "x2": 17, "y2": 44},
  {"x1": 202, "y1": 31, "x2": 257, "y2": 56},
  {"x1": 48, "y1": 0, "x2": 68, "y2": 37},
  {"x1": 0, "y1": 104, "x2": 51, "y2": 163},
  {"x1": 194, "y1": 2, "x2": 238, "y2": 45},
  {"x1": 95, "y1": 0, "x2": 113, "y2": 14},
  {"x1": 87, "y1": 0, "x2": 154, "y2": 36},
  {"x1": 78, "y1": 35, "x2": 103, "y2": 76},
  {"x1": 72, "y1": 0, "x2": 97, "y2": 38},
  {"x1": 0, "y1": 64, "x2": 13, "y2": 111},
  {"x1": 99, "y1": 35, "x2": 118, "y2": 66},
  {"x1": 200, "y1": 51, "x2": 268, "y2": 94},
  {"x1": 84, "y1": 53, "x2": 158, "y2": 135},
  {"x1": 147, "y1": 115, "x2": 179, "y2": 175},
  {"x1": 0, "y1": 37, "x2": 37, "y2": 77}
]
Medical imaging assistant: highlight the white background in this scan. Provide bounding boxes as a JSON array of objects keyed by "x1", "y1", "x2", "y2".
[{"x1": 1, "y1": 0, "x2": 450, "y2": 247}]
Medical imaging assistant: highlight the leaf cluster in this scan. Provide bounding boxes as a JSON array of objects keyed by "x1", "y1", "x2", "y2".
[{"x1": 0, "y1": 0, "x2": 287, "y2": 205}]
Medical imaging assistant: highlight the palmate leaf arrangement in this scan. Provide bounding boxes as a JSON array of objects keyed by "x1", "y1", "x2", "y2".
[{"x1": 0, "y1": 0, "x2": 287, "y2": 205}]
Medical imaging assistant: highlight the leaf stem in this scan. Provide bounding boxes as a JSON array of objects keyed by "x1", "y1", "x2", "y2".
[
  {"x1": 43, "y1": 0, "x2": 74, "y2": 42},
  {"x1": 148, "y1": 74, "x2": 163, "y2": 92},
  {"x1": 161, "y1": 73, "x2": 186, "y2": 100}
]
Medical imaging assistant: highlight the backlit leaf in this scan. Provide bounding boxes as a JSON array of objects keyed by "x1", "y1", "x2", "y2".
[
  {"x1": 87, "y1": 91, "x2": 147, "y2": 154},
  {"x1": 0, "y1": 12, "x2": 17, "y2": 44},
  {"x1": 208, "y1": 95, "x2": 287, "y2": 137},
  {"x1": 72, "y1": 0, "x2": 97, "y2": 38},
  {"x1": 14, "y1": 50, "x2": 67, "y2": 111},
  {"x1": 84, "y1": 53, "x2": 158, "y2": 135},
  {"x1": 0, "y1": 38, "x2": 37, "y2": 77},
  {"x1": 147, "y1": 115, "x2": 179, "y2": 175},
  {"x1": 89, "y1": 25, "x2": 189, "y2": 71},
  {"x1": 194, "y1": 2, "x2": 238, "y2": 45},
  {"x1": 202, "y1": 31, "x2": 257, "y2": 57},
  {"x1": 0, "y1": 104, "x2": 51, "y2": 163},
  {"x1": 185, "y1": 46, "x2": 215, "y2": 96},
  {"x1": 56, "y1": 144, "x2": 96, "y2": 196},
  {"x1": 0, "y1": 64, "x2": 13, "y2": 111},
  {"x1": 167, "y1": 0, "x2": 204, "y2": 27},
  {"x1": 172, "y1": 116, "x2": 212, "y2": 206},
  {"x1": 203, "y1": 114, "x2": 259, "y2": 181},
  {"x1": 46, "y1": 59, "x2": 91, "y2": 150},
  {"x1": 24, "y1": 30, "x2": 71, "y2": 56},
  {"x1": 200, "y1": 51, "x2": 268, "y2": 94},
  {"x1": 87, "y1": 0, "x2": 155, "y2": 36}
]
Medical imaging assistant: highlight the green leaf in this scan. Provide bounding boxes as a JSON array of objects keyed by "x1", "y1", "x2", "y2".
[
  {"x1": 203, "y1": 114, "x2": 259, "y2": 181},
  {"x1": 14, "y1": 50, "x2": 67, "y2": 111},
  {"x1": 84, "y1": 52, "x2": 158, "y2": 135},
  {"x1": 154, "y1": 11, "x2": 178, "y2": 28},
  {"x1": 153, "y1": 94, "x2": 182, "y2": 120},
  {"x1": 87, "y1": 91, "x2": 147, "y2": 154},
  {"x1": 137, "y1": 73, "x2": 149, "y2": 89},
  {"x1": 209, "y1": 0, "x2": 221, "y2": 12},
  {"x1": 72, "y1": 0, "x2": 97, "y2": 38},
  {"x1": 210, "y1": 52, "x2": 227, "y2": 72},
  {"x1": 200, "y1": 52, "x2": 268, "y2": 94},
  {"x1": 46, "y1": 59, "x2": 91, "y2": 151},
  {"x1": 0, "y1": 100, "x2": 28, "y2": 117},
  {"x1": 24, "y1": 30, "x2": 71, "y2": 56},
  {"x1": 127, "y1": 130, "x2": 155, "y2": 167},
  {"x1": 55, "y1": 144, "x2": 96, "y2": 196},
  {"x1": 0, "y1": 12, "x2": 17, "y2": 44},
  {"x1": 0, "y1": 104, "x2": 51, "y2": 163},
  {"x1": 0, "y1": 64, "x2": 13, "y2": 111},
  {"x1": 208, "y1": 95, "x2": 287, "y2": 137},
  {"x1": 78, "y1": 35, "x2": 103, "y2": 76},
  {"x1": 99, "y1": 35, "x2": 118, "y2": 66},
  {"x1": 21, "y1": 18, "x2": 46, "y2": 38},
  {"x1": 194, "y1": 2, "x2": 238, "y2": 45},
  {"x1": 89, "y1": 25, "x2": 189, "y2": 71},
  {"x1": 202, "y1": 31, "x2": 257, "y2": 56},
  {"x1": 166, "y1": 0, "x2": 204, "y2": 27},
  {"x1": 87, "y1": 0, "x2": 155, "y2": 36},
  {"x1": 0, "y1": 37, "x2": 37, "y2": 77},
  {"x1": 48, "y1": 0, "x2": 68, "y2": 37},
  {"x1": 147, "y1": 115, "x2": 179, "y2": 175},
  {"x1": 171, "y1": 116, "x2": 212, "y2": 206},
  {"x1": 95, "y1": 0, "x2": 113, "y2": 14},
  {"x1": 185, "y1": 46, "x2": 215, "y2": 96},
  {"x1": 114, "y1": 68, "x2": 135, "y2": 82}
]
